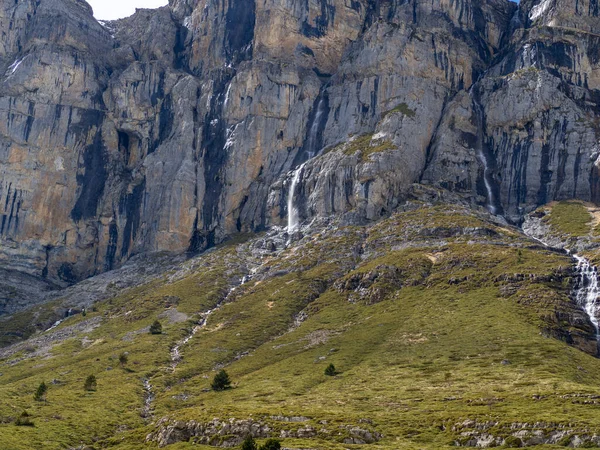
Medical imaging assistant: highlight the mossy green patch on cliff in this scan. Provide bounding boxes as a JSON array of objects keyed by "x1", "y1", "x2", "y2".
[
  {"x1": 342, "y1": 134, "x2": 396, "y2": 162},
  {"x1": 0, "y1": 206, "x2": 599, "y2": 449},
  {"x1": 383, "y1": 102, "x2": 416, "y2": 119}
]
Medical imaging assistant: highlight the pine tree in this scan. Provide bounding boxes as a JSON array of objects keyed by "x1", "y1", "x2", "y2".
[
  {"x1": 258, "y1": 439, "x2": 281, "y2": 450},
  {"x1": 15, "y1": 411, "x2": 34, "y2": 427},
  {"x1": 84, "y1": 374, "x2": 97, "y2": 391},
  {"x1": 119, "y1": 352, "x2": 128, "y2": 368},
  {"x1": 149, "y1": 320, "x2": 163, "y2": 335},
  {"x1": 211, "y1": 369, "x2": 232, "y2": 391},
  {"x1": 33, "y1": 382, "x2": 47, "y2": 402},
  {"x1": 324, "y1": 363, "x2": 337, "y2": 376},
  {"x1": 240, "y1": 436, "x2": 257, "y2": 450}
]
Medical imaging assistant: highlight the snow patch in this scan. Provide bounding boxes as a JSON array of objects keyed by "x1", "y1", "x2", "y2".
[
  {"x1": 224, "y1": 123, "x2": 240, "y2": 150},
  {"x1": 224, "y1": 83, "x2": 233, "y2": 107},
  {"x1": 529, "y1": 0, "x2": 552, "y2": 21},
  {"x1": 7, "y1": 57, "x2": 24, "y2": 76},
  {"x1": 54, "y1": 157, "x2": 65, "y2": 172}
]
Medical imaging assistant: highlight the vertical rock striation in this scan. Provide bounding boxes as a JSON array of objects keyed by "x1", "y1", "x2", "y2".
[{"x1": 1, "y1": 0, "x2": 600, "y2": 289}]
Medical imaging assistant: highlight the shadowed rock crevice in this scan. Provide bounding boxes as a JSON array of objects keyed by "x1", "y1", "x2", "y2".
[{"x1": 1, "y1": 0, "x2": 600, "y2": 285}]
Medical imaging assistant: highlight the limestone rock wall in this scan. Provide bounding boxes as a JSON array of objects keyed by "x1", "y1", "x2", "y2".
[{"x1": 1, "y1": 0, "x2": 600, "y2": 286}]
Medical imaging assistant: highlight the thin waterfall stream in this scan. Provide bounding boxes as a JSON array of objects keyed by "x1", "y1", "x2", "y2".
[
  {"x1": 524, "y1": 228, "x2": 600, "y2": 351},
  {"x1": 287, "y1": 95, "x2": 328, "y2": 233},
  {"x1": 287, "y1": 163, "x2": 305, "y2": 234},
  {"x1": 470, "y1": 90, "x2": 499, "y2": 215},
  {"x1": 573, "y1": 255, "x2": 600, "y2": 344}
]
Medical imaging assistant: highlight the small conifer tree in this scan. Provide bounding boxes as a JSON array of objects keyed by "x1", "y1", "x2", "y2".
[
  {"x1": 211, "y1": 369, "x2": 232, "y2": 391},
  {"x1": 119, "y1": 352, "x2": 128, "y2": 368},
  {"x1": 149, "y1": 320, "x2": 163, "y2": 335},
  {"x1": 15, "y1": 411, "x2": 34, "y2": 427},
  {"x1": 33, "y1": 382, "x2": 47, "y2": 402},
  {"x1": 84, "y1": 374, "x2": 97, "y2": 391},
  {"x1": 324, "y1": 363, "x2": 337, "y2": 376},
  {"x1": 258, "y1": 439, "x2": 281, "y2": 450},
  {"x1": 240, "y1": 436, "x2": 257, "y2": 450}
]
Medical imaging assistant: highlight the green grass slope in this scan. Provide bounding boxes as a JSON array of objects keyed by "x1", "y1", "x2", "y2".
[{"x1": 1, "y1": 205, "x2": 600, "y2": 449}]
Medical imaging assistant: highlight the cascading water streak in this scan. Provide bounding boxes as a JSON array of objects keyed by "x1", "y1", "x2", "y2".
[
  {"x1": 573, "y1": 255, "x2": 600, "y2": 341},
  {"x1": 305, "y1": 97, "x2": 326, "y2": 159},
  {"x1": 287, "y1": 163, "x2": 305, "y2": 234},
  {"x1": 522, "y1": 223, "x2": 600, "y2": 351},
  {"x1": 471, "y1": 97, "x2": 498, "y2": 215},
  {"x1": 287, "y1": 95, "x2": 328, "y2": 233}
]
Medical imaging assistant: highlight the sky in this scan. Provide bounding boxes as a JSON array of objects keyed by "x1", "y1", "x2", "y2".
[
  {"x1": 87, "y1": 0, "x2": 169, "y2": 20},
  {"x1": 88, "y1": 0, "x2": 521, "y2": 20}
]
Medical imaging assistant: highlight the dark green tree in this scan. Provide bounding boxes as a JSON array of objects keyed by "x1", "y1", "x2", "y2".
[
  {"x1": 15, "y1": 411, "x2": 34, "y2": 427},
  {"x1": 240, "y1": 436, "x2": 257, "y2": 450},
  {"x1": 84, "y1": 374, "x2": 97, "y2": 391},
  {"x1": 211, "y1": 369, "x2": 232, "y2": 391},
  {"x1": 259, "y1": 439, "x2": 281, "y2": 450},
  {"x1": 33, "y1": 382, "x2": 47, "y2": 402},
  {"x1": 149, "y1": 320, "x2": 163, "y2": 335},
  {"x1": 119, "y1": 352, "x2": 128, "y2": 368},
  {"x1": 324, "y1": 363, "x2": 337, "y2": 376}
]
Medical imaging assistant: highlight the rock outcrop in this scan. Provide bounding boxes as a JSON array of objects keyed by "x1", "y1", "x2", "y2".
[
  {"x1": 0, "y1": 0, "x2": 599, "y2": 289},
  {"x1": 423, "y1": 0, "x2": 600, "y2": 222}
]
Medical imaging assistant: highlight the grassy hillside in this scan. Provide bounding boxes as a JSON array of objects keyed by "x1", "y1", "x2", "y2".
[{"x1": 1, "y1": 205, "x2": 600, "y2": 449}]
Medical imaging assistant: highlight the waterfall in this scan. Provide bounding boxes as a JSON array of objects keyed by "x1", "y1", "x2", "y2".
[
  {"x1": 287, "y1": 163, "x2": 305, "y2": 234},
  {"x1": 573, "y1": 255, "x2": 600, "y2": 342},
  {"x1": 305, "y1": 97, "x2": 327, "y2": 159},
  {"x1": 286, "y1": 94, "x2": 328, "y2": 233},
  {"x1": 523, "y1": 223, "x2": 600, "y2": 350},
  {"x1": 470, "y1": 91, "x2": 499, "y2": 215}
]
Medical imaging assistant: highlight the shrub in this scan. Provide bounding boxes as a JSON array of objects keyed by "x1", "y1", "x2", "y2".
[
  {"x1": 324, "y1": 363, "x2": 337, "y2": 376},
  {"x1": 84, "y1": 375, "x2": 97, "y2": 391},
  {"x1": 149, "y1": 320, "x2": 163, "y2": 335},
  {"x1": 15, "y1": 411, "x2": 34, "y2": 427},
  {"x1": 259, "y1": 439, "x2": 281, "y2": 450},
  {"x1": 34, "y1": 382, "x2": 48, "y2": 402},
  {"x1": 119, "y1": 352, "x2": 128, "y2": 367},
  {"x1": 503, "y1": 435, "x2": 523, "y2": 448},
  {"x1": 211, "y1": 369, "x2": 232, "y2": 391},
  {"x1": 240, "y1": 436, "x2": 257, "y2": 450}
]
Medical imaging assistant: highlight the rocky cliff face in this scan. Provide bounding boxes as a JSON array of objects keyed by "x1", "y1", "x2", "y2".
[
  {"x1": 0, "y1": 0, "x2": 599, "y2": 287},
  {"x1": 424, "y1": 0, "x2": 600, "y2": 222}
]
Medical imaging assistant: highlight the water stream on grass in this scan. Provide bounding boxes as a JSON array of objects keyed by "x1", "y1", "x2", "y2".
[
  {"x1": 170, "y1": 285, "x2": 240, "y2": 371},
  {"x1": 141, "y1": 378, "x2": 155, "y2": 419}
]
